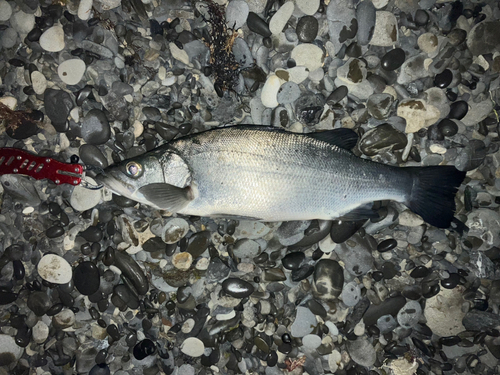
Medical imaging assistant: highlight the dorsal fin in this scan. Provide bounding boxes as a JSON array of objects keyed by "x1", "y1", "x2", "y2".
[{"x1": 307, "y1": 128, "x2": 358, "y2": 150}]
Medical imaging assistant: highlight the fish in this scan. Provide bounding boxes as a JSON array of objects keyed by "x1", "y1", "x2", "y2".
[{"x1": 95, "y1": 126, "x2": 466, "y2": 228}]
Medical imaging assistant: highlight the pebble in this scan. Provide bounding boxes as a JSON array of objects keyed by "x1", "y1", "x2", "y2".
[
  {"x1": 27, "y1": 291, "x2": 51, "y2": 316},
  {"x1": 181, "y1": 337, "x2": 205, "y2": 357},
  {"x1": 261, "y1": 74, "x2": 282, "y2": 108},
  {"x1": 10, "y1": 11, "x2": 35, "y2": 35},
  {"x1": 356, "y1": 0, "x2": 376, "y2": 45},
  {"x1": 32, "y1": 321, "x2": 49, "y2": 344},
  {"x1": 359, "y1": 123, "x2": 406, "y2": 156},
  {"x1": 113, "y1": 251, "x2": 149, "y2": 295},
  {"x1": 370, "y1": 11, "x2": 398, "y2": 46},
  {"x1": 1, "y1": 28, "x2": 17, "y2": 49},
  {"x1": 39, "y1": 26, "x2": 65, "y2": 52},
  {"x1": 44, "y1": 88, "x2": 74, "y2": 132},
  {"x1": 290, "y1": 306, "x2": 317, "y2": 337},
  {"x1": 380, "y1": 48, "x2": 405, "y2": 71},
  {"x1": 397, "y1": 300, "x2": 422, "y2": 328},
  {"x1": 70, "y1": 180, "x2": 102, "y2": 212},
  {"x1": 281, "y1": 251, "x2": 305, "y2": 270},
  {"x1": 31, "y1": 71, "x2": 47, "y2": 95},
  {"x1": 0, "y1": 0, "x2": 12, "y2": 22},
  {"x1": 53, "y1": 309, "x2": 76, "y2": 329},
  {"x1": 424, "y1": 287, "x2": 466, "y2": 337},
  {"x1": 296, "y1": 16, "x2": 318, "y2": 43},
  {"x1": 81, "y1": 109, "x2": 111, "y2": 145},
  {"x1": 448, "y1": 100, "x2": 469, "y2": 120},
  {"x1": 269, "y1": 2, "x2": 294, "y2": 35},
  {"x1": 226, "y1": 1, "x2": 249, "y2": 30},
  {"x1": 312, "y1": 259, "x2": 344, "y2": 301},
  {"x1": 162, "y1": 218, "x2": 189, "y2": 244},
  {"x1": 290, "y1": 44, "x2": 324, "y2": 72},
  {"x1": 247, "y1": 12, "x2": 271, "y2": 38},
  {"x1": 78, "y1": 0, "x2": 93, "y2": 20},
  {"x1": 277, "y1": 81, "x2": 301, "y2": 105},
  {"x1": 346, "y1": 337, "x2": 376, "y2": 367},
  {"x1": 397, "y1": 99, "x2": 440, "y2": 133},
  {"x1": 233, "y1": 239, "x2": 261, "y2": 259},
  {"x1": 222, "y1": 278, "x2": 254, "y2": 298},
  {"x1": 276, "y1": 220, "x2": 310, "y2": 246},
  {"x1": 341, "y1": 281, "x2": 361, "y2": 307},
  {"x1": 172, "y1": 252, "x2": 193, "y2": 271},
  {"x1": 58, "y1": 59, "x2": 86, "y2": 85},
  {"x1": 74, "y1": 261, "x2": 100, "y2": 295},
  {"x1": 0, "y1": 334, "x2": 23, "y2": 366},
  {"x1": 37, "y1": 254, "x2": 72, "y2": 284}
]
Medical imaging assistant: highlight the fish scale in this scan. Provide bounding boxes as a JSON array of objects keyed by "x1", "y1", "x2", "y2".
[{"x1": 96, "y1": 126, "x2": 465, "y2": 228}]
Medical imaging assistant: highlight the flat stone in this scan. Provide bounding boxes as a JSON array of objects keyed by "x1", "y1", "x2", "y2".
[
  {"x1": 370, "y1": 11, "x2": 398, "y2": 46},
  {"x1": 31, "y1": 71, "x2": 47, "y2": 95},
  {"x1": 346, "y1": 337, "x2": 376, "y2": 367},
  {"x1": 170, "y1": 42, "x2": 190, "y2": 65},
  {"x1": 467, "y1": 21, "x2": 500, "y2": 56},
  {"x1": 291, "y1": 306, "x2": 317, "y2": 338},
  {"x1": 397, "y1": 99, "x2": 440, "y2": 133},
  {"x1": 226, "y1": 1, "x2": 249, "y2": 30},
  {"x1": 53, "y1": 309, "x2": 76, "y2": 329},
  {"x1": 296, "y1": 0, "x2": 319, "y2": 15},
  {"x1": 290, "y1": 44, "x2": 324, "y2": 71},
  {"x1": 78, "y1": 0, "x2": 93, "y2": 20},
  {"x1": 424, "y1": 286, "x2": 466, "y2": 337},
  {"x1": 172, "y1": 252, "x2": 193, "y2": 271},
  {"x1": 296, "y1": 16, "x2": 318, "y2": 43},
  {"x1": 70, "y1": 179, "x2": 102, "y2": 211},
  {"x1": 37, "y1": 254, "x2": 72, "y2": 284},
  {"x1": 10, "y1": 10, "x2": 35, "y2": 35},
  {"x1": 277, "y1": 81, "x2": 301, "y2": 105},
  {"x1": 58, "y1": 59, "x2": 86, "y2": 85},
  {"x1": 39, "y1": 26, "x2": 65, "y2": 52},
  {"x1": 0, "y1": 334, "x2": 23, "y2": 366},
  {"x1": 261, "y1": 74, "x2": 282, "y2": 108},
  {"x1": 326, "y1": 0, "x2": 356, "y2": 55},
  {"x1": 356, "y1": 0, "x2": 376, "y2": 45},
  {"x1": 0, "y1": 0, "x2": 12, "y2": 22},
  {"x1": 162, "y1": 218, "x2": 189, "y2": 244},
  {"x1": 32, "y1": 321, "x2": 49, "y2": 344},
  {"x1": 269, "y1": 1, "x2": 294, "y2": 35},
  {"x1": 81, "y1": 109, "x2": 111, "y2": 145},
  {"x1": 181, "y1": 337, "x2": 205, "y2": 357}
]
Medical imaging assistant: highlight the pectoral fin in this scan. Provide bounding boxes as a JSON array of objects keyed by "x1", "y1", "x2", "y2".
[{"x1": 138, "y1": 183, "x2": 193, "y2": 211}]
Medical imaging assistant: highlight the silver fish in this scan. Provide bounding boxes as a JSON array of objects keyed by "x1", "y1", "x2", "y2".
[{"x1": 95, "y1": 126, "x2": 465, "y2": 228}]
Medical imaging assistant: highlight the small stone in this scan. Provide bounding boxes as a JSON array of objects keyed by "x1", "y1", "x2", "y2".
[
  {"x1": 414, "y1": 9, "x2": 429, "y2": 26},
  {"x1": 291, "y1": 306, "x2": 317, "y2": 338},
  {"x1": 181, "y1": 337, "x2": 205, "y2": 357},
  {"x1": 74, "y1": 261, "x2": 100, "y2": 295},
  {"x1": 186, "y1": 231, "x2": 211, "y2": 258},
  {"x1": 172, "y1": 252, "x2": 193, "y2": 271},
  {"x1": 282, "y1": 251, "x2": 305, "y2": 270},
  {"x1": 81, "y1": 109, "x2": 111, "y2": 145},
  {"x1": 32, "y1": 321, "x2": 49, "y2": 344},
  {"x1": 37, "y1": 254, "x2": 72, "y2": 284},
  {"x1": 222, "y1": 278, "x2": 254, "y2": 298},
  {"x1": 398, "y1": 210, "x2": 424, "y2": 226},
  {"x1": 113, "y1": 251, "x2": 149, "y2": 295},
  {"x1": 356, "y1": 0, "x2": 376, "y2": 45},
  {"x1": 434, "y1": 69, "x2": 452, "y2": 88},
  {"x1": 466, "y1": 21, "x2": 500, "y2": 56},
  {"x1": 380, "y1": 48, "x2": 405, "y2": 71},
  {"x1": 437, "y1": 119, "x2": 458, "y2": 137},
  {"x1": 162, "y1": 218, "x2": 189, "y2": 244},
  {"x1": 53, "y1": 309, "x2": 76, "y2": 329},
  {"x1": 0, "y1": 334, "x2": 23, "y2": 366},
  {"x1": 417, "y1": 33, "x2": 438, "y2": 54},
  {"x1": 27, "y1": 291, "x2": 51, "y2": 316},
  {"x1": 359, "y1": 121, "x2": 407, "y2": 154},
  {"x1": 276, "y1": 220, "x2": 310, "y2": 246},
  {"x1": 296, "y1": 16, "x2": 318, "y2": 43},
  {"x1": 39, "y1": 26, "x2": 65, "y2": 52},
  {"x1": 370, "y1": 11, "x2": 398, "y2": 46},
  {"x1": 377, "y1": 314, "x2": 398, "y2": 333},
  {"x1": 346, "y1": 337, "x2": 376, "y2": 367},
  {"x1": 31, "y1": 71, "x2": 47, "y2": 95},
  {"x1": 461, "y1": 100, "x2": 494, "y2": 126},
  {"x1": 233, "y1": 239, "x2": 261, "y2": 259},
  {"x1": 79, "y1": 145, "x2": 108, "y2": 169},
  {"x1": 341, "y1": 281, "x2": 361, "y2": 307},
  {"x1": 133, "y1": 339, "x2": 156, "y2": 360},
  {"x1": 78, "y1": 0, "x2": 93, "y2": 20},
  {"x1": 295, "y1": 0, "x2": 319, "y2": 15},
  {"x1": 0, "y1": 0, "x2": 12, "y2": 22},
  {"x1": 366, "y1": 93, "x2": 394, "y2": 119},
  {"x1": 261, "y1": 74, "x2": 282, "y2": 108},
  {"x1": 397, "y1": 300, "x2": 422, "y2": 329},
  {"x1": 448, "y1": 100, "x2": 468, "y2": 120},
  {"x1": 269, "y1": 1, "x2": 294, "y2": 35},
  {"x1": 44, "y1": 88, "x2": 74, "y2": 131},
  {"x1": 226, "y1": 0, "x2": 249, "y2": 30},
  {"x1": 70, "y1": 180, "x2": 102, "y2": 211},
  {"x1": 295, "y1": 92, "x2": 324, "y2": 125},
  {"x1": 302, "y1": 334, "x2": 322, "y2": 350},
  {"x1": 246, "y1": 12, "x2": 271, "y2": 37},
  {"x1": 312, "y1": 259, "x2": 344, "y2": 301},
  {"x1": 330, "y1": 219, "x2": 364, "y2": 243},
  {"x1": 58, "y1": 59, "x2": 86, "y2": 85},
  {"x1": 290, "y1": 44, "x2": 324, "y2": 72},
  {"x1": 1, "y1": 28, "x2": 17, "y2": 49},
  {"x1": 169, "y1": 42, "x2": 190, "y2": 65},
  {"x1": 455, "y1": 140, "x2": 486, "y2": 172},
  {"x1": 424, "y1": 286, "x2": 466, "y2": 337},
  {"x1": 10, "y1": 10, "x2": 35, "y2": 35},
  {"x1": 397, "y1": 99, "x2": 441, "y2": 133},
  {"x1": 277, "y1": 81, "x2": 301, "y2": 105},
  {"x1": 462, "y1": 310, "x2": 500, "y2": 331}
]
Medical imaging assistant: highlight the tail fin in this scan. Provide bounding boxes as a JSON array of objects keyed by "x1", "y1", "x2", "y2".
[{"x1": 406, "y1": 166, "x2": 466, "y2": 228}]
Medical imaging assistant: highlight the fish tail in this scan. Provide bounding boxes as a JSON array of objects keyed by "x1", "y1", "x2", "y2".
[{"x1": 406, "y1": 166, "x2": 466, "y2": 228}]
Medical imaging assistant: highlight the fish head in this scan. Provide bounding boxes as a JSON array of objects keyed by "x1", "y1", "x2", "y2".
[{"x1": 95, "y1": 152, "x2": 166, "y2": 207}]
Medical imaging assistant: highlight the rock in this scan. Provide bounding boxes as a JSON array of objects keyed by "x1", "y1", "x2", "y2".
[
  {"x1": 269, "y1": 2, "x2": 294, "y2": 35},
  {"x1": 296, "y1": 16, "x2": 318, "y2": 43},
  {"x1": 448, "y1": 100, "x2": 468, "y2": 120},
  {"x1": 181, "y1": 337, "x2": 205, "y2": 357},
  {"x1": 377, "y1": 314, "x2": 398, "y2": 333},
  {"x1": 276, "y1": 221, "x2": 310, "y2": 246},
  {"x1": 463, "y1": 310, "x2": 500, "y2": 331},
  {"x1": 282, "y1": 251, "x2": 305, "y2": 270},
  {"x1": 113, "y1": 251, "x2": 149, "y2": 295},
  {"x1": 398, "y1": 210, "x2": 424, "y2": 226},
  {"x1": 397, "y1": 99, "x2": 441, "y2": 133},
  {"x1": 261, "y1": 74, "x2": 282, "y2": 108},
  {"x1": 81, "y1": 109, "x2": 111, "y2": 145},
  {"x1": 341, "y1": 281, "x2": 361, "y2": 307},
  {"x1": 133, "y1": 339, "x2": 156, "y2": 360},
  {"x1": 370, "y1": 11, "x2": 398, "y2": 46},
  {"x1": 312, "y1": 259, "x2": 344, "y2": 301},
  {"x1": 186, "y1": 231, "x2": 211, "y2": 258},
  {"x1": 380, "y1": 48, "x2": 405, "y2": 71},
  {"x1": 295, "y1": 0, "x2": 319, "y2": 15},
  {"x1": 417, "y1": 32, "x2": 438, "y2": 54},
  {"x1": 79, "y1": 144, "x2": 108, "y2": 169},
  {"x1": 73, "y1": 261, "x2": 100, "y2": 295},
  {"x1": 356, "y1": 0, "x2": 376, "y2": 45},
  {"x1": 58, "y1": 59, "x2": 86, "y2": 85},
  {"x1": 78, "y1": 0, "x2": 93, "y2": 20},
  {"x1": 295, "y1": 92, "x2": 324, "y2": 125},
  {"x1": 290, "y1": 44, "x2": 324, "y2": 71},
  {"x1": 247, "y1": 12, "x2": 271, "y2": 38},
  {"x1": 206, "y1": 257, "x2": 230, "y2": 282},
  {"x1": 277, "y1": 81, "x2": 301, "y2": 104},
  {"x1": 397, "y1": 300, "x2": 422, "y2": 329},
  {"x1": 302, "y1": 334, "x2": 322, "y2": 350},
  {"x1": 346, "y1": 337, "x2": 376, "y2": 367},
  {"x1": 334, "y1": 234, "x2": 373, "y2": 276},
  {"x1": 10, "y1": 11, "x2": 35, "y2": 35},
  {"x1": 32, "y1": 321, "x2": 49, "y2": 344},
  {"x1": 291, "y1": 306, "x2": 317, "y2": 337},
  {"x1": 37, "y1": 254, "x2": 72, "y2": 284},
  {"x1": 222, "y1": 278, "x2": 254, "y2": 298},
  {"x1": 461, "y1": 100, "x2": 494, "y2": 126},
  {"x1": 27, "y1": 291, "x2": 51, "y2": 316},
  {"x1": 70, "y1": 180, "x2": 102, "y2": 211},
  {"x1": 0, "y1": 334, "x2": 23, "y2": 366},
  {"x1": 31, "y1": 71, "x2": 47, "y2": 95},
  {"x1": 172, "y1": 252, "x2": 193, "y2": 271},
  {"x1": 397, "y1": 54, "x2": 430, "y2": 85},
  {"x1": 0, "y1": 0, "x2": 12, "y2": 22},
  {"x1": 455, "y1": 140, "x2": 486, "y2": 172},
  {"x1": 53, "y1": 309, "x2": 76, "y2": 329},
  {"x1": 1, "y1": 28, "x2": 17, "y2": 49},
  {"x1": 326, "y1": 0, "x2": 357, "y2": 55},
  {"x1": 39, "y1": 26, "x2": 65, "y2": 52},
  {"x1": 95, "y1": 0, "x2": 121, "y2": 10},
  {"x1": 363, "y1": 295, "x2": 406, "y2": 326},
  {"x1": 424, "y1": 286, "x2": 466, "y2": 337},
  {"x1": 366, "y1": 94, "x2": 394, "y2": 120},
  {"x1": 465, "y1": 209, "x2": 500, "y2": 251},
  {"x1": 233, "y1": 239, "x2": 261, "y2": 259},
  {"x1": 226, "y1": 0, "x2": 249, "y2": 30},
  {"x1": 44, "y1": 88, "x2": 74, "y2": 131},
  {"x1": 335, "y1": 58, "x2": 373, "y2": 100},
  {"x1": 162, "y1": 218, "x2": 189, "y2": 244},
  {"x1": 466, "y1": 22, "x2": 500, "y2": 56},
  {"x1": 169, "y1": 42, "x2": 190, "y2": 65}
]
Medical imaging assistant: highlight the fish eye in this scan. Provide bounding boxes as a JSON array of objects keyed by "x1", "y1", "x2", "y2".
[{"x1": 125, "y1": 162, "x2": 143, "y2": 178}]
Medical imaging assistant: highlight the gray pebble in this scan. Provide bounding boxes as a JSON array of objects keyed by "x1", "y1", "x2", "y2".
[
  {"x1": 277, "y1": 81, "x2": 301, "y2": 105},
  {"x1": 81, "y1": 109, "x2": 111, "y2": 145},
  {"x1": 296, "y1": 16, "x2": 318, "y2": 43}
]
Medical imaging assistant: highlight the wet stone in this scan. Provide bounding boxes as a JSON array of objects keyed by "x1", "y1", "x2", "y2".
[
  {"x1": 79, "y1": 144, "x2": 108, "y2": 169},
  {"x1": 222, "y1": 278, "x2": 254, "y2": 298},
  {"x1": 73, "y1": 261, "x2": 100, "y2": 295},
  {"x1": 113, "y1": 251, "x2": 149, "y2": 295},
  {"x1": 247, "y1": 12, "x2": 271, "y2": 37},
  {"x1": 187, "y1": 231, "x2": 211, "y2": 258},
  {"x1": 282, "y1": 251, "x2": 305, "y2": 270},
  {"x1": 276, "y1": 220, "x2": 310, "y2": 246},
  {"x1": 79, "y1": 226, "x2": 103, "y2": 242},
  {"x1": 366, "y1": 93, "x2": 394, "y2": 119},
  {"x1": 27, "y1": 291, "x2": 50, "y2": 316},
  {"x1": 434, "y1": 69, "x2": 452, "y2": 88},
  {"x1": 133, "y1": 339, "x2": 156, "y2": 360},
  {"x1": 437, "y1": 119, "x2": 458, "y2": 137},
  {"x1": 327, "y1": 86, "x2": 348, "y2": 106},
  {"x1": 356, "y1": 0, "x2": 376, "y2": 45},
  {"x1": 410, "y1": 265, "x2": 430, "y2": 278},
  {"x1": 441, "y1": 273, "x2": 460, "y2": 289},
  {"x1": 448, "y1": 100, "x2": 468, "y2": 120},
  {"x1": 291, "y1": 264, "x2": 314, "y2": 282},
  {"x1": 307, "y1": 299, "x2": 327, "y2": 318},
  {"x1": 44, "y1": 89, "x2": 74, "y2": 131},
  {"x1": 377, "y1": 238, "x2": 397, "y2": 253},
  {"x1": 363, "y1": 295, "x2": 406, "y2": 326},
  {"x1": 359, "y1": 123, "x2": 407, "y2": 156},
  {"x1": 46, "y1": 225, "x2": 64, "y2": 238},
  {"x1": 233, "y1": 238, "x2": 261, "y2": 259},
  {"x1": 52, "y1": 309, "x2": 76, "y2": 329},
  {"x1": 81, "y1": 109, "x2": 111, "y2": 145},
  {"x1": 206, "y1": 257, "x2": 230, "y2": 282},
  {"x1": 312, "y1": 259, "x2": 344, "y2": 301},
  {"x1": 381, "y1": 262, "x2": 398, "y2": 279},
  {"x1": 0, "y1": 291, "x2": 17, "y2": 305},
  {"x1": 296, "y1": 16, "x2": 318, "y2": 43}
]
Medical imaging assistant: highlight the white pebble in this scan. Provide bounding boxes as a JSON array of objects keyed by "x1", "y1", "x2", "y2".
[
  {"x1": 22, "y1": 206, "x2": 34, "y2": 215},
  {"x1": 180, "y1": 337, "x2": 205, "y2": 357},
  {"x1": 31, "y1": 71, "x2": 47, "y2": 95},
  {"x1": 169, "y1": 42, "x2": 190, "y2": 65},
  {"x1": 10, "y1": 11, "x2": 35, "y2": 34},
  {"x1": 0, "y1": 0, "x2": 12, "y2": 22},
  {"x1": 32, "y1": 321, "x2": 49, "y2": 344},
  {"x1": 172, "y1": 252, "x2": 193, "y2": 271},
  {"x1": 269, "y1": 1, "x2": 294, "y2": 35},
  {"x1": 78, "y1": 0, "x2": 93, "y2": 20},
  {"x1": 70, "y1": 179, "x2": 102, "y2": 211},
  {"x1": 290, "y1": 43, "x2": 324, "y2": 71},
  {"x1": 261, "y1": 74, "x2": 282, "y2": 108},
  {"x1": 0, "y1": 334, "x2": 23, "y2": 366},
  {"x1": 302, "y1": 334, "x2": 322, "y2": 350},
  {"x1": 295, "y1": 0, "x2": 319, "y2": 15},
  {"x1": 225, "y1": 0, "x2": 249, "y2": 30},
  {"x1": 37, "y1": 254, "x2": 73, "y2": 284},
  {"x1": 39, "y1": 26, "x2": 65, "y2": 52},
  {"x1": 58, "y1": 59, "x2": 86, "y2": 85}
]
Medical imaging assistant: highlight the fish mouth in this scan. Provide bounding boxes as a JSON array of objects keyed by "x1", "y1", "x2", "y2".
[{"x1": 94, "y1": 172, "x2": 136, "y2": 198}]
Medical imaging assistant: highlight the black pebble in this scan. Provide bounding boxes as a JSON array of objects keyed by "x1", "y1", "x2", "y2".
[
  {"x1": 439, "y1": 335, "x2": 461, "y2": 346},
  {"x1": 89, "y1": 364, "x2": 111, "y2": 375},
  {"x1": 434, "y1": 69, "x2": 453, "y2": 88},
  {"x1": 296, "y1": 16, "x2": 318, "y2": 43},
  {"x1": 73, "y1": 261, "x2": 100, "y2": 295},
  {"x1": 380, "y1": 48, "x2": 406, "y2": 71},
  {"x1": 0, "y1": 290, "x2": 18, "y2": 305},
  {"x1": 46, "y1": 225, "x2": 64, "y2": 238},
  {"x1": 448, "y1": 100, "x2": 468, "y2": 120},
  {"x1": 222, "y1": 278, "x2": 254, "y2": 298},
  {"x1": 79, "y1": 226, "x2": 103, "y2": 242},
  {"x1": 281, "y1": 252, "x2": 305, "y2": 270},
  {"x1": 133, "y1": 339, "x2": 156, "y2": 360},
  {"x1": 247, "y1": 12, "x2": 271, "y2": 37},
  {"x1": 410, "y1": 265, "x2": 430, "y2": 278},
  {"x1": 13, "y1": 260, "x2": 25, "y2": 280},
  {"x1": 381, "y1": 262, "x2": 398, "y2": 279},
  {"x1": 437, "y1": 119, "x2": 458, "y2": 137},
  {"x1": 441, "y1": 273, "x2": 460, "y2": 289},
  {"x1": 414, "y1": 9, "x2": 429, "y2": 26},
  {"x1": 377, "y1": 238, "x2": 397, "y2": 252},
  {"x1": 291, "y1": 264, "x2": 314, "y2": 282},
  {"x1": 330, "y1": 219, "x2": 364, "y2": 243}
]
